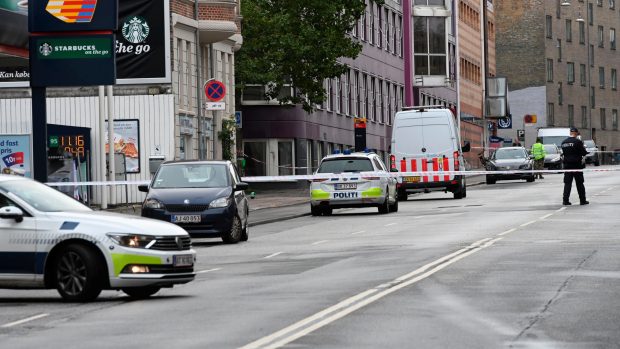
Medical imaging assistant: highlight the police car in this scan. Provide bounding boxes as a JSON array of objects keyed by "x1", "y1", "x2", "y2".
[
  {"x1": 0, "y1": 175, "x2": 195, "y2": 301},
  {"x1": 310, "y1": 151, "x2": 398, "y2": 215}
]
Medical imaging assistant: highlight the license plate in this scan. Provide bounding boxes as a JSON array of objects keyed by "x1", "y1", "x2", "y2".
[
  {"x1": 332, "y1": 191, "x2": 359, "y2": 200},
  {"x1": 334, "y1": 183, "x2": 357, "y2": 190},
  {"x1": 171, "y1": 215, "x2": 201, "y2": 223},
  {"x1": 173, "y1": 254, "x2": 194, "y2": 267},
  {"x1": 403, "y1": 176, "x2": 420, "y2": 183}
]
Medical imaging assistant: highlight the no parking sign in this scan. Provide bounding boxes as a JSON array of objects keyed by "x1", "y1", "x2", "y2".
[{"x1": 204, "y1": 79, "x2": 226, "y2": 102}]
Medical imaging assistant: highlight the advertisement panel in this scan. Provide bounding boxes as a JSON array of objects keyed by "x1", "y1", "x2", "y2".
[
  {"x1": 28, "y1": 0, "x2": 118, "y2": 33},
  {"x1": 105, "y1": 119, "x2": 140, "y2": 173},
  {"x1": 0, "y1": 134, "x2": 31, "y2": 177},
  {"x1": 0, "y1": 0, "x2": 170, "y2": 87}
]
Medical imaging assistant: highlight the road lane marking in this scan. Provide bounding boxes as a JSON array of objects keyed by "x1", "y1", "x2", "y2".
[
  {"x1": 264, "y1": 252, "x2": 283, "y2": 259},
  {"x1": 520, "y1": 220, "x2": 537, "y2": 227},
  {"x1": 384, "y1": 223, "x2": 397, "y2": 227},
  {"x1": 557, "y1": 207, "x2": 567, "y2": 212},
  {"x1": 351, "y1": 230, "x2": 366, "y2": 235},
  {"x1": 196, "y1": 268, "x2": 221, "y2": 274},
  {"x1": 311, "y1": 240, "x2": 329, "y2": 245},
  {"x1": 240, "y1": 237, "x2": 504, "y2": 349},
  {"x1": 539, "y1": 213, "x2": 554, "y2": 220},
  {"x1": 1, "y1": 314, "x2": 49, "y2": 328},
  {"x1": 498, "y1": 228, "x2": 517, "y2": 237}
]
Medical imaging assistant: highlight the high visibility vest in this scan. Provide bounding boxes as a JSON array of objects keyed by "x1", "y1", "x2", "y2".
[{"x1": 531, "y1": 142, "x2": 546, "y2": 160}]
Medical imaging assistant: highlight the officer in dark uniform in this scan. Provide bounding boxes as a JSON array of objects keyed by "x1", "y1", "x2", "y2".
[{"x1": 561, "y1": 127, "x2": 589, "y2": 205}]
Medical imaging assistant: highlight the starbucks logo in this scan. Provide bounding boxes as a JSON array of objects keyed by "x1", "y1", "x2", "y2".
[
  {"x1": 122, "y1": 16, "x2": 150, "y2": 44},
  {"x1": 40, "y1": 43, "x2": 53, "y2": 57}
]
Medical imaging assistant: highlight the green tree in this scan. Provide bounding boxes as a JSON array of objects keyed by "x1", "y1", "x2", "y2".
[{"x1": 236, "y1": 0, "x2": 382, "y2": 113}]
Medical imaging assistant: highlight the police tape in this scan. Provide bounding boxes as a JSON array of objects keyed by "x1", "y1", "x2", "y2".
[{"x1": 45, "y1": 167, "x2": 620, "y2": 187}]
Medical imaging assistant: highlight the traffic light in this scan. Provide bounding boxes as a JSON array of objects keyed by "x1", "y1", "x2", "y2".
[{"x1": 524, "y1": 114, "x2": 537, "y2": 124}]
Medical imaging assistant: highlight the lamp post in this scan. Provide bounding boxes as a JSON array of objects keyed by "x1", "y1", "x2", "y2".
[{"x1": 561, "y1": 1, "x2": 593, "y2": 140}]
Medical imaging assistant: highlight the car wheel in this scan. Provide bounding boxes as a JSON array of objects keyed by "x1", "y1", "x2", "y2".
[
  {"x1": 222, "y1": 215, "x2": 243, "y2": 244},
  {"x1": 463, "y1": 185, "x2": 467, "y2": 198},
  {"x1": 378, "y1": 194, "x2": 390, "y2": 214},
  {"x1": 389, "y1": 196, "x2": 399, "y2": 212},
  {"x1": 122, "y1": 286, "x2": 161, "y2": 299},
  {"x1": 240, "y1": 209, "x2": 249, "y2": 241},
  {"x1": 526, "y1": 177, "x2": 535, "y2": 183},
  {"x1": 595, "y1": 160, "x2": 600, "y2": 166},
  {"x1": 311, "y1": 205, "x2": 322, "y2": 216},
  {"x1": 322, "y1": 207, "x2": 333, "y2": 216},
  {"x1": 486, "y1": 176, "x2": 496, "y2": 185},
  {"x1": 55, "y1": 244, "x2": 104, "y2": 302}
]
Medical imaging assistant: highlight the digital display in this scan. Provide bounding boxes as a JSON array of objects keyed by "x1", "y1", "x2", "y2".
[{"x1": 49, "y1": 134, "x2": 86, "y2": 159}]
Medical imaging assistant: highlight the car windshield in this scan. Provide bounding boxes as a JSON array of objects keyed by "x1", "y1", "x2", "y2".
[
  {"x1": 543, "y1": 145, "x2": 559, "y2": 154},
  {"x1": 584, "y1": 140, "x2": 596, "y2": 148},
  {"x1": 0, "y1": 179, "x2": 91, "y2": 213},
  {"x1": 317, "y1": 158, "x2": 374, "y2": 173},
  {"x1": 493, "y1": 148, "x2": 527, "y2": 160},
  {"x1": 152, "y1": 164, "x2": 230, "y2": 188}
]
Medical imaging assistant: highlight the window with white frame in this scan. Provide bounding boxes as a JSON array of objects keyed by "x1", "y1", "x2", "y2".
[{"x1": 413, "y1": 16, "x2": 447, "y2": 76}]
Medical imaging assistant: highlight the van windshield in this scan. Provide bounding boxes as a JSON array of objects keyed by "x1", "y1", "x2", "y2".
[
  {"x1": 540, "y1": 136, "x2": 568, "y2": 146},
  {"x1": 393, "y1": 121, "x2": 453, "y2": 156}
]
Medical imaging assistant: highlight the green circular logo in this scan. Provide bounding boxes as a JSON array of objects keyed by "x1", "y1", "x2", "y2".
[{"x1": 122, "y1": 16, "x2": 150, "y2": 44}]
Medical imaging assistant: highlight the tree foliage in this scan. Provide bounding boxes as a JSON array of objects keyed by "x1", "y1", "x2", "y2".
[{"x1": 236, "y1": 0, "x2": 382, "y2": 113}]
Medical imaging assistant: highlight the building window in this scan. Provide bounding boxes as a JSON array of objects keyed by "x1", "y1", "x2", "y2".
[
  {"x1": 590, "y1": 44, "x2": 594, "y2": 66},
  {"x1": 398, "y1": 15, "x2": 403, "y2": 57},
  {"x1": 547, "y1": 103, "x2": 555, "y2": 126},
  {"x1": 327, "y1": 79, "x2": 333, "y2": 111},
  {"x1": 558, "y1": 82, "x2": 563, "y2": 105},
  {"x1": 566, "y1": 20, "x2": 572, "y2": 42},
  {"x1": 611, "y1": 0, "x2": 616, "y2": 9},
  {"x1": 567, "y1": 62, "x2": 575, "y2": 84},
  {"x1": 370, "y1": 4, "x2": 375, "y2": 45},
  {"x1": 600, "y1": 108, "x2": 607, "y2": 129},
  {"x1": 379, "y1": 80, "x2": 385, "y2": 123},
  {"x1": 581, "y1": 106, "x2": 588, "y2": 129},
  {"x1": 588, "y1": 3, "x2": 594, "y2": 25},
  {"x1": 392, "y1": 12, "x2": 398, "y2": 54},
  {"x1": 414, "y1": 0, "x2": 446, "y2": 5},
  {"x1": 386, "y1": 8, "x2": 391, "y2": 52},
  {"x1": 568, "y1": 105, "x2": 575, "y2": 126},
  {"x1": 597, "y1": 0, "x2": 602, "y2": 6},
  {"x1": 580, "y1": 64, "x2": 586, "y2": 86},
  {"x1": 557, "y1": 39, "x2": 562, "y2": 62},
  {"x1": 547, "y1": 59, "x2": 554, "y2": 82},
  {"x1": 363, "y1": 73, "x2": 369, "y2": 119},
  {"x1": 591, "y1": 86, "x2": 596, "y2": 107},
  {"x1": 546, "y1": 15, "x2": 553, "y2": 38},
  {"x1": 598, "y1": 26, "x2": 604, "y2": 47},
  {"x1": 599, "y1": 67, "x2": 605, "y2": 88},
  {"x1": 370, "y1": 77, "x2": 376, "y2": 121},
  {"x1": 613, "y1": 109, "x2": 618, "y2": 130},
  {"x1": 611, "y1": 28, "x2": 616, "y2": 49},
  {"x1": 378, "y1": 5, "x2": 383, "y2": 49},
  {"x1": 387, "y1": 81, "x2": 392, "y2": 125},
  {"x1": 579, "y1": 21, "x2": 585, "y2": 44},
  {"x1": 612, "y1": 68, "x2": 618, "y2": 90},
  {"x1": 414, "y1": 17, "x2": 447, "y2": 76}
]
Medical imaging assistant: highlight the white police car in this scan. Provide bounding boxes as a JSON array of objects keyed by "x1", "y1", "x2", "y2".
[
  {"x1": 310, "y1": 151, "x2": 398, "y2": 215},
  {"x1": 0, "y1": 175, "x2": 195, "y2": 301}
]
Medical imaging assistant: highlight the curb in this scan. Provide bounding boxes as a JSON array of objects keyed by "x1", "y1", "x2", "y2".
[{"x1": 248, "y1": 212, "x2": 311, "y2": 228}]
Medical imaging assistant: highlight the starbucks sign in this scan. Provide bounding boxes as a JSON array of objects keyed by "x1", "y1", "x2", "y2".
[{"x1": 122, "y1": 17, "x2": 150, "y2": 44}]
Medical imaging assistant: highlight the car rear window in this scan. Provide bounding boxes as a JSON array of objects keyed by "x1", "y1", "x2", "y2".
[
  {"x1": 543, "y1": 145, "x2": 559, "y2": 154},
  {"x1": 584, "y1": 140, "x2": 595, "y2": 147},
  {"x1": 317, "y1": 158, "x2": 374, "y2": 174},
  {"x1": 493, "y1": 148, "x2": 527, "y2": 160}
]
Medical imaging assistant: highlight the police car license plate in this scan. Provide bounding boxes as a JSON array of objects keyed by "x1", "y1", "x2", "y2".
[
  {"x1": 171, "y1": 215, "x2": 201, "y2": 223},
  {"x1": 173, "y1": 255, "x2": 194, "y2": 267},
  {"x1": 403, "y1": 176, "x2": 420, "y2": 183},
  {"x1": 335, "y1": 183, "x2": 357, "y2": 190},
  {"x1": 332, "y1": 191, "x2": 359, "y2": 200}
]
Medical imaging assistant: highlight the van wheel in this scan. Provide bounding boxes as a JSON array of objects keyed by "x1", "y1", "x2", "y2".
[
  {"x1": 486, "y1": 176, "x2": 496, "y2": 185},
  {"x1": 453, "y1": 188, "x2": 464, "y2": 199},
  {"x1": 55, "y1": 244, "x2": 104, "y2": 302}
]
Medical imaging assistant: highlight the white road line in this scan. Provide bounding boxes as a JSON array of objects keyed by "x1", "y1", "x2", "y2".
[
  {"x1": 351, "y1": 230, "x2": 366, "y2": 235},
  {"x1": 240, "y1": 237, "x2": 503, "y2": 349},
  {"x1": 311, "y1": 240, "x2": 329, "y2": 245},
  {"x1": 539, "y1": 213, "x2": 554, "y2": 220},
  {"x1": 264, "y1": 252, "x2": 283, "y2": 259},
  {"x1": 497, "y1": 228, "x2": 517, "y2": 237},
  {"x1": 557, "y1": 207, "x2": 567, "y2": 212},
  {"x1": 384, "y1": 223, "x2": 397, "y2": 227},
  {"x1": 1, "y1": 314, "x2": 49, "y2": 328},
  {"x1": 520, "y1": 220, "x2": 537, "y2": 227},
  {"x1": 196, "y1": 268, "x2": 221, "y2": 274}
]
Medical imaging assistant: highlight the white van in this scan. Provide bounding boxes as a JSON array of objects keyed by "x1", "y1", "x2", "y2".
[
  {"x1": 537, "y1": 127, "x2": 571, "y2": 146},
  {"x1": 390, "y1": 106, "x2": 470, "y2": 200}
]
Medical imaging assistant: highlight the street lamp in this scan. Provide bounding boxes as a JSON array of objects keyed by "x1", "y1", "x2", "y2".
[{"x1": 561, "y1": 1, "x2": 593, "y2": 140}]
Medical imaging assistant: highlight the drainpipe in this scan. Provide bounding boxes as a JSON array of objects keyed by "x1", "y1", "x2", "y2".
[
  {"x1": 481, "y1": 0, "x2": 488, "y2": 156},
  {"x1": 210, "y1": 43, "x2": 217, "y2": 160},
  {"x1": 195, "y1": 0, "x2": 204, "y2": 159},
  {"x1": 403, "y1": 0, "x2": 414, "y2": 107}
]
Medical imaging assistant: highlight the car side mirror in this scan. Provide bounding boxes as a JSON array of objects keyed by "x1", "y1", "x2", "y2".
[
  {"x1": 390, "y1": 168, "x2": 399, "y2": 173},
  {"x1": 138, "y1": 184, "x2": 149, "y2": 193},
  {"x1": 0, "y1": 206, "x2": 24, "y2": 223},
  {"x1": 235, "y1": 182, "x2": 249, "y2": 191},
  {"x1": 462, "y1": 141, "x2": 471, "y2": 153}
]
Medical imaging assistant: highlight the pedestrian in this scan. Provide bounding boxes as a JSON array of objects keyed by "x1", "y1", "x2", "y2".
[
  {"x1": 531, "y1": 137, "x2": 546, "y2": 179},
  {"x1": 561, "y1": 127, "x2": 589, "y2": 205}
]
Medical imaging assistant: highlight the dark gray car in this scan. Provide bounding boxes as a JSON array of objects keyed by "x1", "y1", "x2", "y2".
[
  {"x1": 583, "y1": 140, "x2": 600, "y2": 166},
  {"x1": 485, "y1": 147, "x2": 535, "y2": 184}
]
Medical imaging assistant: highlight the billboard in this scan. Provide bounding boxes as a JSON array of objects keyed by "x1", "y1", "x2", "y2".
[{"x1": 0, "y1": 134, "x2": 31, "y2": 177}]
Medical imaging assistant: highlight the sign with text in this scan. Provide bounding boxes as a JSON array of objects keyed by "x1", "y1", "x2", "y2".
[
  {"x1": 29, "y1": 34, "x2": 116, "y2": 87},
  {"x1": 28, "y1": 0, "x2": 118, "y2": 32},
  {"x1": 0, "y1": 135, "x2": 31, "y2": 177},
  {"x1": 205, "y1": 102, "x2": 226, "y2": 110}
]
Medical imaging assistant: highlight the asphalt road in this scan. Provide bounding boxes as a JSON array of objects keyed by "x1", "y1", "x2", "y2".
[{"x1": 1, "y1": 168, "x2": 619, "y2": 348}]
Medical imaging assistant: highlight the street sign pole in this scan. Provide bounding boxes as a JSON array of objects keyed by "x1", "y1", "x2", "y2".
[{"x1": 31, "y1": 86, "x2": 47, "y2": 182}]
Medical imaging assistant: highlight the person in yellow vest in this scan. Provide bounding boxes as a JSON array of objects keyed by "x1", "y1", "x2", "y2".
[{"x1": 531, "y1": 137, "x2": 546, "y2": 179}]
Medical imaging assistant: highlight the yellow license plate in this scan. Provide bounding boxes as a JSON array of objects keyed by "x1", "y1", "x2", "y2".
[{"x1": 403, "y1": 176, "x2": 420, "y2": 183}]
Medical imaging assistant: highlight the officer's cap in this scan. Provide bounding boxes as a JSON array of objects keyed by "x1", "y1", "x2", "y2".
[{"x1": 570, "y1": 127, "x2": 579, "y2": 133}]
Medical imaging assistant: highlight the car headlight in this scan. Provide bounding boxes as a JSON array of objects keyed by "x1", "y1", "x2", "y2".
[
  {"x1": 519, "y1": 164, "x2": 531, "y2": 170},
  {"x1": 551, "y1": 156, "x2": 561, "y2": 162},
  {"x1": 107, "y1": 233, "x2": 156, "y2": 249},
  {"x1": 209, "y1": 197, "x2": 231, "y2": 208},
  {"x1": 144, "y1": 198, "x2": 165, "y2": 209}
]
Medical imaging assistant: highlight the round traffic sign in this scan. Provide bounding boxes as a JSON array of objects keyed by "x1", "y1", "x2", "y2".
[{"x1": 204, "y1": 80, "x2": 226, "y2": 102}]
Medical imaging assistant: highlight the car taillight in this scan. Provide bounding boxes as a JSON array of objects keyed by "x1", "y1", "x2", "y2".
[
  {"x1": 390, "y1": 154, "x2": 396, "y2": 170},
  {"x1": 453, "y1": 151, "x2": 460, "y2": 171}
]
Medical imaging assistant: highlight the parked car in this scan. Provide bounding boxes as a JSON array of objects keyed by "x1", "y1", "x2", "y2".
[
  {"x1": 485, "y1": 147, "x2": 535, "y2": 184},
  {"x1": 583, "y1": 140, "x2": 600, "y2": 166},
  {"x1": 389, "y1": 106, "x2": 470, "y2": 200},
  {"x1": 310, "y1": 151, "x2": 397, "y2": 216},
  {"x1": 0, "y1": 175, "x2": 195, "y2": 301},
  {"x1": 140, "y1": 161, "x2": 250, "y2": 243},
  {"x1": 543, "y1": 144, "x2": 564, "y2": 170}
]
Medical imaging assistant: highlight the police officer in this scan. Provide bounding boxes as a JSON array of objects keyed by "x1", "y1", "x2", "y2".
[
  {"x1": 561, "y1": 127, "x2": 588, "y2": 205},
  {"x1": 531, "y1": 137, "x2": 546, "y2": 179}
]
